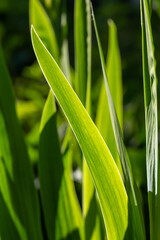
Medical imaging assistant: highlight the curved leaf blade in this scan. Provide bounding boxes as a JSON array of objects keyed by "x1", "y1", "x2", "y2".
[{"x1": 31, "y1": 26, "x2": 128, "y2": 240}]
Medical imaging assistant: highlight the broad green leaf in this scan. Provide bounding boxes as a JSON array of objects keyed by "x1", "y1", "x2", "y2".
[
  {"x1": 74, "y1": 0, "x2": 87, "y2": 105},
  {"x1": 0, "y1": 46, "x2": 42, "y2": 240},
  {"x1": 140, "y1": 0, "x2": 160, "y2": 238},
  {"x1": 30, "y1": 0, "x2": 59, "y2": 62},
  {"x1": 39, "y1": 91, "x2": 83, "y2": 240},
  {"x1": 83, "y1": 0, "x2": 102, "y2": 239},
  {"x1": 96, "y1": 20, "x2": 122, "y2": 172},
  {"x1": 31, "y1": 26, "x2": 128, "y2": 240},
  {"x1": 91, "y1": 5, "x2": 146, "y2": 239}
]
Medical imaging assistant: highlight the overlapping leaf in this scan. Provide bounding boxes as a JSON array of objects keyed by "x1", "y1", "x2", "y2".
[{"x1": 31, "y1": 26, "x2": 128, "y2": 240}]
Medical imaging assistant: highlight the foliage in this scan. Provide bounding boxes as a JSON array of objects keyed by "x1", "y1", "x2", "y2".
[{"x1": 0, "y1": 0, "x2": 160, "y2": 239}]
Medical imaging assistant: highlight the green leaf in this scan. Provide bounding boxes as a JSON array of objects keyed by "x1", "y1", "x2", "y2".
[
  {"x1": 39, "y1": 91, "x2": 83, "y2": 240},
  {"x1": 140, "y1": 0, "x2": 160, "y2": 238},
  {"x1": 74, "y1": 0, "x2": 87, "y2": 105},
  {"x1": 91, "y1": 5, "x2": 146, "y2": 239},
  {"x1": 96, "y1": 19, "x2": 122, "y2": 172},
  {"x1": 83, "y1": 0, "x2": 102, "y2": 239},
  {"x1": 31, "y1": 25, "x2": 128, "y2": 240},
  {"x1": 0, "y1": 46, "x2": 42, "y2": 240}
]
